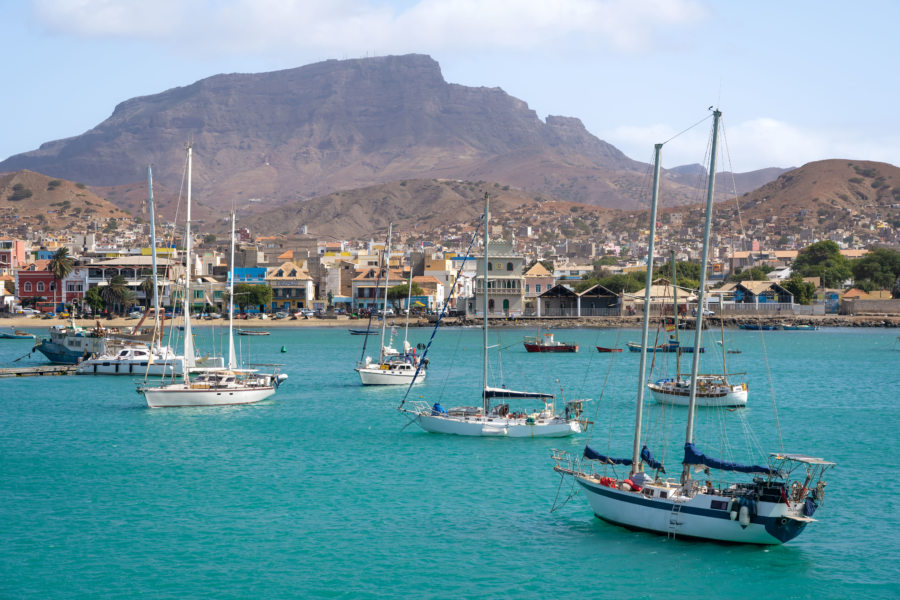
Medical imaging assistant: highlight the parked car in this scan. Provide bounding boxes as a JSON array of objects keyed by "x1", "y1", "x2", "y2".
[
  {"x1": 17, "y1": 308, "x2": 40, "y2": 316},
  {"x1": 274, "y1": 311, "x2": 289, "y2": 319},
  {"x1": 299, "y1": 309, "x2": 314, "y2": 318},
  {"x1": 692, "y1": 308, "x2": 715, "y2": 316}
]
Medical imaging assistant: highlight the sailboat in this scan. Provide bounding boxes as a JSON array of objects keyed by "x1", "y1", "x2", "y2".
[
  {"x1": 355, "y1": 224, "x2": 426, "y2": 385},
  {"x1": 647, "y1": 253, "x2": 747, "y2": 407},
  {"x1": 552, "y1": 112, "x2": 834, "y2": 544},
  {"x1": 139, "y1": 146, "x2": 285, "y2": 408},
  {"x1": 399, "y1": 193, "x2": 584, "y2": 437},
  {"x1": 77, "y1": 166, "x2": 194, "y2": 377}
]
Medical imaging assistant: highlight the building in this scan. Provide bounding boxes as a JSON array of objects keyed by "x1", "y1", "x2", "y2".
[
  {"x1": 265, "y1": 261, "x2": 315, "y2": 312},
  {"x1": 469, "y1": 240, "x2": 525, "y2": 317}
]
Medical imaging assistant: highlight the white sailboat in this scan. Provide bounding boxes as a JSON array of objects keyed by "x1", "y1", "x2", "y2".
[
  {"x1": 139, "y1": 147, "x2": 284, "y2": 408},
  {"x1": 77, "y1": 166, "x2": 193, "y2": 377},
  {"x1": 356, "y1": 223, "x2": 426, "y2": 385},
  {"x1": 647, "y1": 253, "x2": 747, "y2": 407},
  {"x1": 553, "y1": 112, "x2": 833, "y2": 543},
  {"x1": 399, "y1": 193, "x2": 584, "y2": 437}
]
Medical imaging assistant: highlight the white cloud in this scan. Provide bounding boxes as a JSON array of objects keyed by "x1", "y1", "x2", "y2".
[
  {"x1": 603, "y1": 117, "x2": 900, "y2": 172},
  {"x1": 31, "y1": 0, "x2": 707, "y2": 54}
]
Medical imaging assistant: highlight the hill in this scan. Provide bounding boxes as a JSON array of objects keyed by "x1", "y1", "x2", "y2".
[
  {"x1": 0, "y1": 54, "x2": 777, "y2": 213},
  {"x1": 0, "y1": 170, "x2": 131, "y2": 235}
]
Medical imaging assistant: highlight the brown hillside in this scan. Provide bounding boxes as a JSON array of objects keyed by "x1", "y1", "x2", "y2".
[{"x1": 0, "y1": 170, "x2": 131, "y2": 234}]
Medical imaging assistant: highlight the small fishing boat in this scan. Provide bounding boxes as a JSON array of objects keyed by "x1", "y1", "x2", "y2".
[
  {"x1": 596, "y1": 346, "x2": 622, "y2": 353},
  {"x1": 627, "y1": 338, "x2": 704, "y2": 353},
  {"x1": 738, "y1": 323, "x2": 778, "y2": 330},
  {"x1": 779, "y1": 323, "x2": 818, "y2": 331},
  {"x1": 237, "y1": 329, "x2": 270, "y2": 336},
  {"x1": 524, "y1": 329, "x2": 578, "y2": 353},
  {"x1": 349, "y1": 329, "x2": 377, "y2": 336},
  {"x1": 0, "y1": 329, "x2": 35, "y2": 339}
]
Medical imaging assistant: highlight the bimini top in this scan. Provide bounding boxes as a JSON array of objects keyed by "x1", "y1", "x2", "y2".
[{"x1": 770, "y1": 453, "x2": 836, "y2": 466}]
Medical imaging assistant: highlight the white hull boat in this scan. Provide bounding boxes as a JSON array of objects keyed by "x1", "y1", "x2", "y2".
[
  {"x1": 356, "y1": 359, "x2": 425, "y2": 385},
  {"x1": 409, "y1": 403, "x2": 580, "y2": 437},
  {"x1": 144, "y1": 379, "x2": 276, "y2": 408},
  {"x1": 648, "y1": 377, "x2": 748, "y2": 407}
]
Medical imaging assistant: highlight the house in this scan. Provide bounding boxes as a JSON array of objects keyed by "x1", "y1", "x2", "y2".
[
  {"x1": 537, "y1": 284, "x2": 579, "y2": 317},
  {"x1": 729, "y1": 281, "x2": 794, "y2": 306},
  {"x1": 266, "y1": 261, "x2": 315, "y2": 312},
  {"x1": 351, "y1": 266, "x2": 404, "y2": 310},
  {"x1": 468, "y1": 240, "x2": 525, "y2": 317},
  {"x1": 578, "y1": 284, "x2": 621, "y2": 316}
]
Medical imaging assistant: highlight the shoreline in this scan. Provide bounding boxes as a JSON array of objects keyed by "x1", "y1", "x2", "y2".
[{"x1": 2, "y1": 314, "x2": 898, "y2": 330}]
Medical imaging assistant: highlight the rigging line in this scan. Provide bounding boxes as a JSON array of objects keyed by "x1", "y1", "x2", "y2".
[
  {"x1": 718, "y1": 118, "x2": 747, "y2": 240},
  {"x1": 661, "y1": 113, "x2": 714, "y2": 146},
  {"x1": 398, "y1": 211, "x2": 484, "y2": 408}
]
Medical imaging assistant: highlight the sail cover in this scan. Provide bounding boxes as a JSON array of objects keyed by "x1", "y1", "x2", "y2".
[
  {"x1": 485, "y1": 386, "x2": 553, "y2": 400},
  {"x1": 683, "y1": 443, "x2": 774, "y2": 475},
  {"x1": 583, "y1": 445, "x2": 631, "y2": 465},
  {"x1": 641, "y1": 446, "x2": 665, "y2": 473}
]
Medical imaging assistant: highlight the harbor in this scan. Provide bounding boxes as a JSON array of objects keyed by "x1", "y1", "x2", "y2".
[{"x1": 1, "y1": 326, "x2": 897, "y2": 598}]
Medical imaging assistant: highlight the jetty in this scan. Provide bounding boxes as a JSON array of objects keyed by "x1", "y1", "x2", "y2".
[{"x1": 0, "y1": 365, "x2": 77, "y2": 378}]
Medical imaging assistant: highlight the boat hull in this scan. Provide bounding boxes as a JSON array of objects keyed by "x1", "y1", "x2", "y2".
[
  {"x1": 76, "y1": 359, "x2": 179, "y2": 377},
  {"x1": 648, "y1": 382, "x2": 748, "y2": 407},
  {"x1": 575, "y1": 476, "x2": 807, "y2": 544},
  {"x1": 523, "y1": 343, "x2": 578, "y2": 353},
  {"x1": 596, "y1": 347, "x2": 622, "y2": 353},
  {"x1": 142, "y1": 384, "x2": 275, "y2": 408},
  {"x1": 357, "y1": 366, "x2": 425, "y2": 385},
  {"x1": 410, "y1": 412, "x2": 581, "y2": 437}
]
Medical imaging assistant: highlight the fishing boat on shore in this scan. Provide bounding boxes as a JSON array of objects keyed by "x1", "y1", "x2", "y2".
[{"x1": 552, "y1": 111, "x2": 834, "y2": 544}]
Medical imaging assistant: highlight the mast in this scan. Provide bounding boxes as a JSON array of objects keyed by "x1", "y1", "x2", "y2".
[
  {"x1": 482, "y1": 192, "x2": 490, "y2": 414},
  {"x1": 182, "y1": 145, "x2": 195, "y2": 376},
  {"x1": 683, "y1": 109, "x2": 722, "y2": 483},
  {"x1": 403, "y1": 269, "x2": 413, "y2": 349},
  {"x1": 379, "y1": 224, "x2": 393, "y2": 362},
  {"x1": 672, "y1": 249, "x2": 680, "y2": 379},
  {"x1": 227, "y1": 208, "x2": 237, "y2": 369},
  {"x1": 147, "y1": 166, "x2": 161, "y2": 349},
  {"x1": 631, "y1": 143, "x2": 663, "y2": 472}
]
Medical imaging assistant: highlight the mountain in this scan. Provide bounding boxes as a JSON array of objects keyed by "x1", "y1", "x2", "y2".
[{"x1": 0, "y1": 54, "x2": 778, "y2": 212}]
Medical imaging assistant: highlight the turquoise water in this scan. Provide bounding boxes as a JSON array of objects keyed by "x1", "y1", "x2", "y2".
[{"x1": 1, "y1": 325, "x2": 898, "y2": 599}]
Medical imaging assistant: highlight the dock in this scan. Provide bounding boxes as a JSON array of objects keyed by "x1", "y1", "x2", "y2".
[{"x1": 0, "y1": 365, "x2": 77, "y2": 378}]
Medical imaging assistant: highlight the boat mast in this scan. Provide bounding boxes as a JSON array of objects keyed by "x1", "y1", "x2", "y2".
[
  {"x1": 683, "y1": 109, "x2": 722, "y2": 483},
  {"x1": 482, "y1": 192, "x2": 490, "y2": 414},
  {"x1": 379, "y1": 224, "x2": 393, "y2": 363},
  {"x1": 227, "y1": 208, "x2": 236, "y2": 369},
  {"x1": 147, "y1": 166, "x2": 161, "y2": 350},
  {"x1": 182, "y1": 145, "x2": 195, "y2": 376},
  {"x1": 631, "y1": 143, "x2": 663, "y2": 472},
  {"x1": 403, "y1": 268, "x2": 413, "y2": 349},
  {"x1": 672, "y1": 249, "x2": 680, "y2": 379}
]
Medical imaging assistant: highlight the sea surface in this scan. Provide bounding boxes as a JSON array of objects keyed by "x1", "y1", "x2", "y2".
[{"x1": 1, "y1": 324, "x2": 898, "y2": 599}]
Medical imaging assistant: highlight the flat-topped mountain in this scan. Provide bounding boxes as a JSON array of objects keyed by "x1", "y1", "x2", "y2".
[{"x1": 0, "y1": 54, "x2": 776, "y2": 212}]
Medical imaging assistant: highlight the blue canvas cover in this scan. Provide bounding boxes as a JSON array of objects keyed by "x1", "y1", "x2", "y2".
[
  {"x1": 583, "y1": 445, "x2": 632, "y2": 465},
  {"x1": 641, "y1": 445, "x2": 666, "y2": 473},
  {"x1": 683, "y1": 443, "x2": 774, "y2": 475}
]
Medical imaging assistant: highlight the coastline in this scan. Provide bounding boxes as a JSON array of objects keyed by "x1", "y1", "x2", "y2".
[{"x1": 2, "y1": 314, "x2": 898, "y2": 330}]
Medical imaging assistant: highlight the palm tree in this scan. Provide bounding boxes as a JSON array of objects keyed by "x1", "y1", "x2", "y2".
[
  {"x1": 48, "y1": 247, "x2": 74, "y2": 308},
  {"x1": 140, "y1": 275, "x2": 156, "y2": 308},
  {"x1": 100, "y1": 274, "x2": 130, "y2": 316}
]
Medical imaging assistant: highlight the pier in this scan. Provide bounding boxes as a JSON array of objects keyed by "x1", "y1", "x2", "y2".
[{"x1": 0, "y1": 365, "x2": 77, "y2": 378}]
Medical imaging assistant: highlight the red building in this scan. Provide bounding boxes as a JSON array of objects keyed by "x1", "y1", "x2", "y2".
[{"x1": 15, "y1": 260, "x2": 86, "y2": 310}]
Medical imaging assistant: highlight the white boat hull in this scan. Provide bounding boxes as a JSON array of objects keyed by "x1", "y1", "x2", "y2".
[
  {"x1": 575, "y1": 476, "x2": 808, "y2": 544},
  {"x1": 410, "y1": 412, "x2": 581, "y2": 438},
  {"x1": 648, "y1": 382, "x2": 748, "y2": 407},
  {"x1": 76, "y1": 359, "x2": 181, "y2": 376},
  {"x1": 142, "y1": 384, "x2": 275, "y2": 408},
  {"x1": 356, "y1": 365, "x2": 425, "y2": 385}
]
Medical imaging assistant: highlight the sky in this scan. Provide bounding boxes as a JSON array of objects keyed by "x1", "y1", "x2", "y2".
[{"x1": 2, "y1": 0, "x2": 898, "y2": 172}]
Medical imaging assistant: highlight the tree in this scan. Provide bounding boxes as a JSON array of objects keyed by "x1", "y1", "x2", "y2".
[
  {"x1": 84, "y1": 286, "x2": 105, "y2": 314},
  {"x1": 792, "y1": 240, "x2": 852, "y2": 288},
  {"x1": 728, "y1": 266, "x2": 770, "y2": 283},
  {"x1": 781, "y1": 274, "x2": 816, "y2": 305},
  {"x1": 48, "y1": 247, "x2": 74, "y2": 307},
  {"x1": 100, "y1": 274, "x2": 132, "y2": 315},
  {"x1": 250, "y1": 285, "x2": 273, "y2": 313},
  {"x1": 851, "y1": 247, "x2": 900, "y2": 290},
  {"x1": 139, "y1": 276, "x2": 157, "y2": 308},
  {"x1": 203, "y1": 234, "x2": 217, "y2": 244},
  {"x1": 387, "y1": 282, "x2": 425, "y2": 308}
]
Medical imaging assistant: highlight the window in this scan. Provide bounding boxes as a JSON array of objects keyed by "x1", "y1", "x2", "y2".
[
  {"x1": 710, "y1": 500, "x2": 729, "y2": 511},
  {"x1": 535, "y1": 284, "x2": 542, "y2": 293},
  {"x1": 24, "y1": 282, "x2": 32, "y2": 292},
  {"x1": 488, "y1": 299, "x2": 495, "y2": 311},
  {"x1": 488, "y1": 262, "x2": 493, "y2": 271},
  {"x1": 37, "y1": 282, "x2": 45, "y2": 292},
  {"x1": 507, "y1": 262, "x2": 513, "y2": 271},
  {"x1": 525, "y1": 284, "x2": 530, "y2": 293}
]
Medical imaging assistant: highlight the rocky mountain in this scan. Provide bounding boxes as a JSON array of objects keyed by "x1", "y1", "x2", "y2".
[{"x1": 0, "y1": 54, "x2": 776, "y2": 212}]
